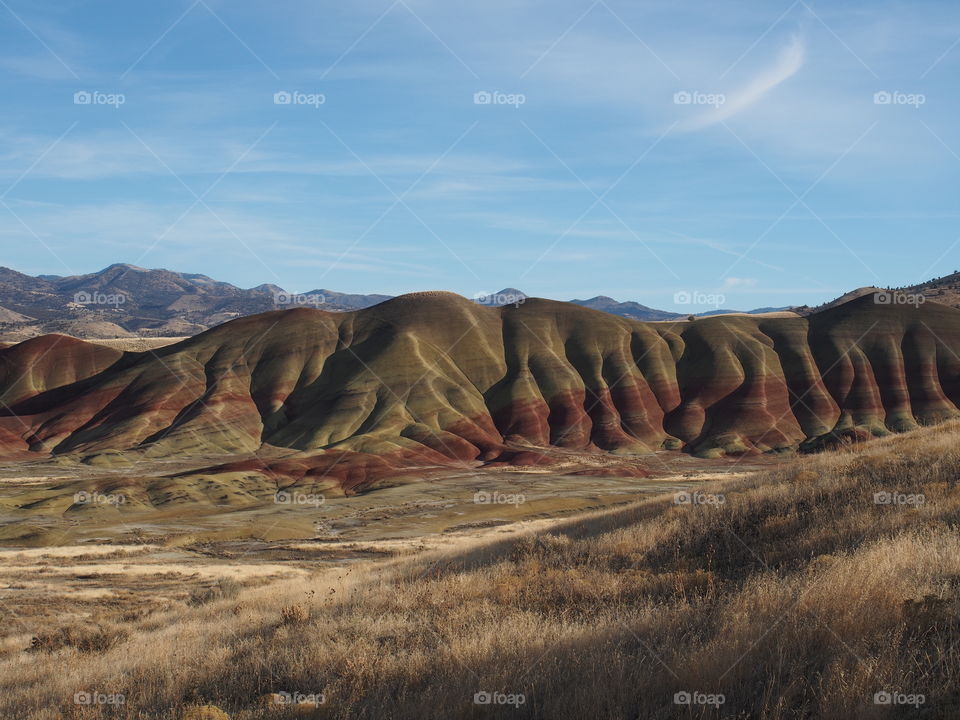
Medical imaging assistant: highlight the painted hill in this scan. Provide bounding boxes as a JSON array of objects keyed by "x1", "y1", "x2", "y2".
[{"x1": 1, "y1": 291, "x2": 958, "y2": 492}]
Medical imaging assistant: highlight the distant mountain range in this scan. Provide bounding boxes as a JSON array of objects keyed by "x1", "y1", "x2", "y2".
[
  {"x1": 0, "y1": 263, "x2": 958, "y2": 340},
  {"x1": 475, "y1": 288, "x2": 787, "y2": 320},
  {"x1": 568, "y1": 296, "x2": 686, "y2": 321},
  {"x1": 0, "y1": 264, "x2": 391, "y2": 340}
]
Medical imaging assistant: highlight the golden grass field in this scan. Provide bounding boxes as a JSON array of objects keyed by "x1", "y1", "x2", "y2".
[{"x1": 1, "y1": 423, "x2": 959, "y2": 719}]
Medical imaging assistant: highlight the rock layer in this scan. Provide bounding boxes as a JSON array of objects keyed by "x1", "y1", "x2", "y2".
[{"x1": 1, "y1": 292, "x2": 959, "y2": 490}]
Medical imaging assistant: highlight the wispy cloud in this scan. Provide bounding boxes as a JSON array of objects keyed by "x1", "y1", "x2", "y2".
[
  {"x1": 723, "y1": 276, "x2": 758, "y2": 288},
  {"x1": 679, "y1": 33, "x2": 806, "y2": 131}
]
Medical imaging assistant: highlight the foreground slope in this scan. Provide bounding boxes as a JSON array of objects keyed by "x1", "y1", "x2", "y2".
[
  {"x1": 3, "y1": 422, "x2": 958, "y2": 719},
  {"x1": 1, "y1": 291, "x2": 959, "y2": 489}
]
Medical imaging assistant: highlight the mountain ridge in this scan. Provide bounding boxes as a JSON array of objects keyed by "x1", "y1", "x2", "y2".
[
  {"x1": 0, "y1": 265, "x2": 797, "y2": 340},
  {"x1": 4, "y1": 264, "x2": 960, "y2": 341}
]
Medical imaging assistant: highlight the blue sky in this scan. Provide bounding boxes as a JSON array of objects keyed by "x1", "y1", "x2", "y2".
[{"x1": 1, "y1": 0, "x2": 959, "y2": 311}]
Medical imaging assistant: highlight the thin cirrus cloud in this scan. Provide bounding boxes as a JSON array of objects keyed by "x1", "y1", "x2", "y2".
[
  {"x1": 723, "y1": 276, "x2": 759, "y2": 289},
  {"x1": 678, "y1": 34, "x2": 806, "y2": 131}
]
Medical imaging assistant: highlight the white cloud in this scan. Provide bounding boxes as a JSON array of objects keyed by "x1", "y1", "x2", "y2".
[{"x1": 679, "y1": 34, "x2": 806, "y2": 131}]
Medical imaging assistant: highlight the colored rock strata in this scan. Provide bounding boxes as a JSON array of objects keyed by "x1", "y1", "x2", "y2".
[{"x1": 1, "y1": 292, "x2": 958, "y2": 490}]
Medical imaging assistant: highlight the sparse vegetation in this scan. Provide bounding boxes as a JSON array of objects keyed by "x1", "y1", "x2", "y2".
[
  {"x1": 2, "y1": 422, "x2": 959, "y2": 718},
  {"x1": 278, "y1": 603, "x2": 308, "y2": 626},
  {"x1": 28, "y1": 623, "x2": 127, "y2": 655},
  {"x1": 181, "y1": 706, "x2": 231, "y2": 720},
  {"x1": 187, "y1": 577, "x2": 243, "y2": 606}
]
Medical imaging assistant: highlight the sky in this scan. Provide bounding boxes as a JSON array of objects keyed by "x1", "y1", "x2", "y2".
[{"x1": 1, "y1": 0, "x2": 960, "y2": 311}]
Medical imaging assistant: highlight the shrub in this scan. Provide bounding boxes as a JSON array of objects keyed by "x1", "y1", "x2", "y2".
[
  {"x1": 181, "y1": 706, "x2": 230, "y2": 720},
  {"x1": 187, "y1": 577, "x2": 242, "y2": 606},
  {"x1": 279, "y1": 604, "x2": 309, "y2": 626},
  {"x1": 29, "y1": 624, "x2": 126, "y2": 654}
]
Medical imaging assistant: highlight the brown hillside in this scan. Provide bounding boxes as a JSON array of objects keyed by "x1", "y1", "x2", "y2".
[{"x1": 0, "y1": 292, "x2": 958, "y2": 490}]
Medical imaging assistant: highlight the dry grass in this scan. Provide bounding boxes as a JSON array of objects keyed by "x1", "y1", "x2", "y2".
[
  {"x1": 187, "y1": 578, "x2": 243, "y2": 607},
  {"x1": 3, "y1": 422, "x2": 960, "y2": 719}
]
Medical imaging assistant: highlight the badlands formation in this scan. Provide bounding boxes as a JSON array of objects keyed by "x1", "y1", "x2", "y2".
[{"x1": 1, "y1": 291, "x2": 958, "y2": 493}]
